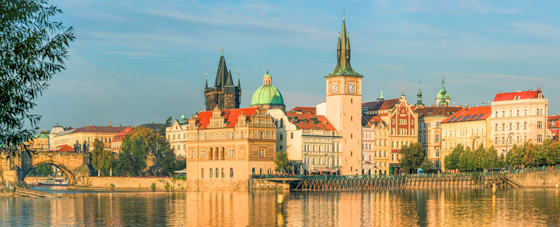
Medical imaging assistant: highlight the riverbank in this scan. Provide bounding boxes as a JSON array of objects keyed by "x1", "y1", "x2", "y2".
[{"x1": 0, "y1": 186, "x2": 14, "y2": 196}]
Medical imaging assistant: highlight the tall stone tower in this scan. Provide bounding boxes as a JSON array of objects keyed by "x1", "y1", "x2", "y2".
[
  {"x1": 204, "y1": 53, "x2": 242, "y2": 111},
  {"x1": 325, "y1": 14, "x2": 363, "y2": 175}
]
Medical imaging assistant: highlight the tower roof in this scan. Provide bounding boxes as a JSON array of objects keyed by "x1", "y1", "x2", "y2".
[
  {"x1": 213, "y1": 55, "x2": 235, "y2": 88},
  {"x1": 326, "y1": 13, "x2": 362, "y2": 78}
]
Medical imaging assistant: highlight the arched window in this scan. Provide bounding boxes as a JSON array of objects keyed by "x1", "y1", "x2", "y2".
[
  {"x1": 230, "y1": 168, "x2": 234, "y2": 178},
  {"x1": 209, "y1": 168, "x2": 213, "y2": 178},
  {"x1": 524, "y1": 122, "x2": 527, "y2": 129},
  {"x1": 251, "y1": 168, "x2": 255, "y2": 175},
  {"x1": 313, "y1": 145, "x2": 316, "y2": 152},
  {"x1": 319, "y1": 145, "x2": 322, "y2": 152},
  {"x1": 215, "y1": 168, "x2": 219, "y2": 178},
  {"x1": 209, "y1": 148, "x2": 213, "y2": 158},
  {"x1": 201, "y1": 168, "x2": 204, "y2": 178},
  {"x1": 221, "y1": 147, "x2": 225, "y2": 158},
  {"x1": 215, "y1": 147, "x2": 219, "y2": 158},
  {"x1": 259, "y1": 168, "x2": 263, "y2": 175}
]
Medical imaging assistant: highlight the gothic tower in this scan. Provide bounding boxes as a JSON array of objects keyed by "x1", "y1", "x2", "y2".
[
  {"x1": 416, "y1": 75, "x2": 424, "y2": 107},
  {"x1": 325, "y1": 13, "x2": 363, "y2": 175},
  {"x1": 204, "y1": 52, "x2": 242, "y2": 111}
]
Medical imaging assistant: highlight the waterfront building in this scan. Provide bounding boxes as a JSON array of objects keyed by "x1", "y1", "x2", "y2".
[
  {"x1": 26, "y1": 131, "x2": 50, "y2": 152},
  {"x1": 268, "y1": 107, "x2": 342, "y2": 175},
  {"x1": 490, "y1": 89, "x2": 548, "y2": 155},
  {"x1": 324, "y1": 15, "x2": 364, "y2": 175},
  {"x1": 167, "y1": 107, "x2": 277, "y2": 180},
  {"x1": 49, "y1": 122, "x2": 126, "y2": 151},
  {"x1": 361, "y1": 116, "x2": 389, "y2": 175},
  {"x1": 110, "y1": 127, "x2": 134, "y2": 153},
  {"x1": 204, "y1": 52, "x2": 241, "y2": 111},
  {"x1": 436, "y1": 75, "x2": 451, "y2": 107},
  {"x1": 362, "y1": 94, "x2": 419, "y2": 175},
  {"x1": 548, "y1": 115, "x2": 560, "y2": 141},
  {"x1": 414, "y1": 106, "x2": 463, "y2": 171},
  {"x1": 249, "y1": 69, "x2": 286, "y2": 110},
  {"x1": 440, "y1": 106, "x2": 492, "y2": 171}
]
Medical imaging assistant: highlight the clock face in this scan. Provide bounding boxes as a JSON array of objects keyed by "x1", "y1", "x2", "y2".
[
  {"x1": 348, "y1": 83, "x2": 356, "y2": 94},
  {"x1": 332, "y1": 83, "x2": 338, "y2": 93}
]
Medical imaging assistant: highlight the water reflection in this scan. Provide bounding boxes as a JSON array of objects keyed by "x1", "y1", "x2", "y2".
[{"x1": 1, "y1": 189, "x2": 559, "y2": 226}]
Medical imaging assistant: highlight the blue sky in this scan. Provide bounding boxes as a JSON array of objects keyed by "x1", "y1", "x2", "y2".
[{"x1": 36, "y1": 0, "x2": 560, "y2": 130}]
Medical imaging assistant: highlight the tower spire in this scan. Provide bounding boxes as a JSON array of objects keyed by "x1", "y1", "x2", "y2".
[
  {"x1": 205, "y1": 73, "x2": 208, "y2": 89},
  {"x1": 378, "y1": 80, "x2": 385, "y2": 101},
  {"x1": 416, "y1": 74, "x2": 424, "y2": 107},
  {"x1": 327, "y1": 10, "x2": 362, "y2": 77}
]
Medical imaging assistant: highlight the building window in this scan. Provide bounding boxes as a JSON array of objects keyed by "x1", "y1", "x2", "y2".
[
  {"x1": 509, "y1": 123, "x2": 512, "y2": 130},
  {"x1": 502, "y1": 123, "x2": 505, "y2": 131},
  {"x1": 210, "y1": 168, "x2": 213, "y2": 178},
  {"x1": 291, "y1": 132, "x2": 293, "y2": 139},
  {"x1": 517, "y1": 123, "x2": 520, "y2": 130},
  {"x1": 259, "y1": 149, "x2": 265, "y2": 157},
  {"x1": 201, "y1": 168, "x2": 204, "y2": 178},
  {"x1": 509, "y1": 110, "x2": 512, "y2": 117},
  {"x1": 502, "y1": 111, "x2": 505, "y2": 118},
  {"x1": 537, "y1": 109, "x2": 540, "y2": 116},
  {"x1": 280, "y1": 134, "x2": 283, "y2": 140},
  {"x1": 201, "y1": 150, "x2": 206, "y2": 158},
  {"x1": 537, "y1": 135, "x2": 543, "y2": 142},
  {"x1": 495, "y1": 111, "x2": 498, "y2": 118},
  {"x1": 435, "y1": 135, "x2": 440, "y2": 143},
  {"x1": 229, "y1": 149, "x2": 234, "y2": 157},
  {"x1": 190, "y1": 150, "x2": 194, "y2": 159},
  {"x1": 517, "y1": 110, "x2": 519, "y2": 116},
  {"x1": 216, "y1": 168, "x2": 219, "y2": 178},
  {"x1": 524, "y1": 109, "x2": 527, "y2": 116},
  {"x1": 537, "y1": 121, "x2": 542, "y2": 129}
]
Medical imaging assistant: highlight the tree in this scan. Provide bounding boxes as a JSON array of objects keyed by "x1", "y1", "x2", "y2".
[
  {"x1": 0, "y1": 0, "x2": 74, "y2": 157},
  {"x1": 399, "y1": 142, "x2": 430, "y2": 174},
  {"x1": 506, "y1": 144, "x2": 525, "y2": 168},
  {"x1": 91, "y1": 138, "x2": 115, "y2": 176},
  {"x1": 159, "y1": 116, "x2": 172, "y2": 136},
  {"x1": 444, "y1": 144, "x2": 465, "y2": 171},
  {"x1": 32, "y1": 163, "x2": 52, "y2": 176},
  {"x1": 274, "y1": 151, "x2": 291, "y2": 173}
]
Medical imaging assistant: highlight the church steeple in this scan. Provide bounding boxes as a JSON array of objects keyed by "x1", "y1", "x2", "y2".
[
  {"x1": 378, "y1": 80, "x2": 385, "y2": 101},
  {"x1": 327, "y1": 12, "x2": 362, "y2": 78},
  {"x1": 416, "y1": 75, "x2": 424, "y2": 107},
  {"x1": 204, "y1": 48, "x2": 242, "y2": 111}
]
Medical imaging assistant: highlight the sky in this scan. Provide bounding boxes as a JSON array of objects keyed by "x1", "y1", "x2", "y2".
[{"x1": 34, "y1": 0, "x2": 560, "y2": 130}]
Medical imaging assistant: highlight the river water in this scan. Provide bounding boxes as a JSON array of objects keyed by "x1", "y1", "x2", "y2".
[{"x1": 0, "y1": 188, "x2": 559, "y2": 226}]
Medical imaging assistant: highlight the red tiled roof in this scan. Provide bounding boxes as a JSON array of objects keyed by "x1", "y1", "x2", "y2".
[
  {"x1": 71, "y1": 126, "x2": 128, "y2": 134},
  {"x1": 196, "y1": 107, "x2": 258, "y2": 129},
  {"x1": 493, "y1": 91, "x2": 542, "y2": 101},
  {"x1": 441, "y1": 106, "x2": 491, "y2": 123},
  {"x1": 548, "y1": 115, "x2": 560, "y2": 121},
  {"x1": 285, "y1": 111, "x2": 337, "y2": 131},
  {"x1": 56, "y1": 144, "x2": 74, "y2": 152},
  {"x1": 112, "y1": 127, "x2": 134, "y2": 142},
  {"x1": 362, "y1": 116, "x2": 384, "y2": 127},
  {"x1": 290, "y1": 107, "x2": 316, "y2": 115}
]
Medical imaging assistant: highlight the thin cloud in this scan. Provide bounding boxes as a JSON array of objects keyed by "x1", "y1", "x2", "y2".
[{"x1": 103, "y1": 51, "x2": 168, "y2": 57}]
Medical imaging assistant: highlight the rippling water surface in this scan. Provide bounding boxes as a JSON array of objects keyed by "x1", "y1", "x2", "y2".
[{"x1": 1, "y1": 188, "x2": 559, "y2": 226}]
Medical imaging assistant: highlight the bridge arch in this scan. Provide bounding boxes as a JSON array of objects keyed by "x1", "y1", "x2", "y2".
[{"x1": 22, "y1": 161, "x2": 77, "y2": 186}]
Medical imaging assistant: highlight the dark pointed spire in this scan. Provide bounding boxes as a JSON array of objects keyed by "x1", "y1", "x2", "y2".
[
  {"x1": 225, "y1": 60, "x2": 234, "y2": 86},
  {"x1": 327, "y1": 10, "x2": 362, "y2": 77},
  {"x1": 214, "y1": 55, "x2": 228, "y2": 87},
  {"x1": 205, "y1": 73, "x2": 208, "y2": 89},
  {"x1": 238, "y1": 72, "x2": 241, "y2": 88},
  {"x1": 416, "y1": 75, "x2": 424, "y2": 107}
]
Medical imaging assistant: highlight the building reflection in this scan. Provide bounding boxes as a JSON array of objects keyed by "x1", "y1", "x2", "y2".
[{"x1": 1, "y1": 189, "x2": 560, "y2": 226}]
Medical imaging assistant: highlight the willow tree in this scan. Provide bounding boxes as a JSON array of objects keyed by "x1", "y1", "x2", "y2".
[{"x1": 0, "y1": 0, "x2": 74, "y2": 156}]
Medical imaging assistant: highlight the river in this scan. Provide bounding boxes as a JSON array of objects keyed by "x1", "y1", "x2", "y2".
[{"x1": 0, "y1": 188, "x2": 559, "y2": 226}]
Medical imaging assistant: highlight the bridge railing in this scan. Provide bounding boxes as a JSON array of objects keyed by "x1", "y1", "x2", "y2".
[{"x1": 405, "y1": 164, "x2": 560, "y2": 178}]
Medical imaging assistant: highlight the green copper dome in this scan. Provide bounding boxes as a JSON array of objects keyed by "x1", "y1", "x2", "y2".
[
  {"x1": 180, "y1": 113, "x2": 187, "y2": 124},
  {"x1": 250, "y1": 70, "x2": 284, "y2": 106}
]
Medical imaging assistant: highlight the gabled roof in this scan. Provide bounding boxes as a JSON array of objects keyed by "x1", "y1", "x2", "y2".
[
  {"x1": 195, "y1": 107, "x2": 258, "y2": 129},
  {"x1": 56, "y1": 144, "x2": 74, "y2": 152},
  {"x1": 414, "y1": 106, "x2": 463, "y2": 118},
  {"x1": 112, "y1": 127, "x2": 134, "y2": 142},
  {"x1": 290, "y1": 107, "x2": 316, "y2": 115},
  {"x1": 362, "y1": 115, "x2": 385, "y2": 127},
  {"x1": 441, "y1": 106, "x2": 491, "y2": 123},
  {"x1": 493, "y1": 90, "x2": 542, "y2": 101},
  {"x1": 362, "y1": 99, "x2": 400, "y2": 112},
  {"x1": 71, "y1": 126, "x2": 128, "y2": 134},
  {"x1": 285, "y1": 111, "x2": 337, "y2": 131}
]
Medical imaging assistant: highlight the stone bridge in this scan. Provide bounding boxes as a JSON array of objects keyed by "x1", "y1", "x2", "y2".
[{"x1": 0, "y1": 151, "x2": 94, "y2": 186}]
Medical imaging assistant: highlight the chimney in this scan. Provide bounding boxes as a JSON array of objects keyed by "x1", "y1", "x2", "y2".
[{"x1": 110, "y1": 121, "x2": 112, "y2": 127}]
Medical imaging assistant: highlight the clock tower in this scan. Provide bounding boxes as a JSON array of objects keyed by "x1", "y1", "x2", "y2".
[{"x1": 325, "y1": 14, "x2": 363, "y2": 175}]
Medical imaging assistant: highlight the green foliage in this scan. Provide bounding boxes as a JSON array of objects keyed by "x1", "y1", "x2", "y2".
[
  {"x1": 150, "y1": 182, "x2": 156, "y2": 191},
  {"x1": 110, "y1": 183, "x2": 115, "y2": 190},
  {"x1": 164, "y1": 182, "x2": 170, "y2": 191},
  {"x1": 399, "y1": 142, "x2": 430, "y2": 174},
  {"x1": 506, "y1": 144, "x2": 525, "y2": 167},
  {"x1": 0, "y1": 0, "x2": 75, "y2": 156},
  {"x1": 32, "y1": 163, "x2": 52, "y2": 176},
  {"x1": 506, "y1": 139, "x2": 560, "y2": 167},
  {"x1": 273, "y1": 151, "x2": 291, "y2": 173},
  {"x1": 159, "y1": 116, "x2": 172, "y2": 136},
  {"x1": 91, "y1": 138, "x2": 115, "y2": 176},
  {"x1": 445, "y1": 144, "x2": 505, "y2": 171}
]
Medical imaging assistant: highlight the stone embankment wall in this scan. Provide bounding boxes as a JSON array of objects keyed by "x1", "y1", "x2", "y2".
[
  {"x1": 0, "y1": 186, "x2": 14, "y2": 196},
  {"x1": 36, "y1": 177, "x2": 289, "y2": 191},
  {"x1": 506, "y1": 169, "x2": 560, "y2": 188}
]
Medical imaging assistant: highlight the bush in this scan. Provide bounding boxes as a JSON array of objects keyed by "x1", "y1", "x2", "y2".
[
  {"x1": 150, "y1": 182, "x2": 156, "y2": 191},
  {"x1": 164, "y1": 182, "x2": 171, "y2": 191},
  {"x1": 110, "y1": 183, "x2": 115, "y2": 190}
]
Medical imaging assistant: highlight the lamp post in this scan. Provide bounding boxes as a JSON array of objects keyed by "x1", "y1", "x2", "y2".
[
  {"x1": 472, "y1": 136, "x2": 481, "y2": 150},
  {"x1": 505, "y1": 132, "x2": 514, "y2": 155}
]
